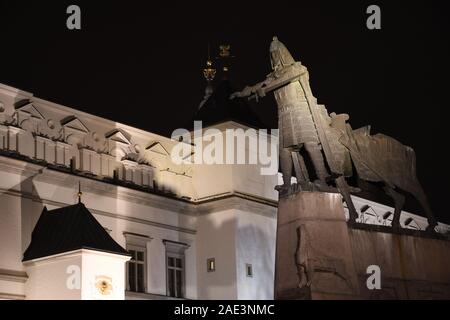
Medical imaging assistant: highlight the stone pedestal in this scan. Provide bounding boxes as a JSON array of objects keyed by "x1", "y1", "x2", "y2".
[{"x1": 275, "y1": 191, "x2": 360, "y2": 300}]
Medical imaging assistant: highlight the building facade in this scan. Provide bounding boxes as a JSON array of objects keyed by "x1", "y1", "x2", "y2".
[{"x1": 0, "y1": 82, "x2": 448, "y2": 300}]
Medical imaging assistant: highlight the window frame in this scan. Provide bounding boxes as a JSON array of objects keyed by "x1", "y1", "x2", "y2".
[
  {"x1": 124, "y1": 232, "x2": 151, "y2": 294},
  {"x1": 166, "y1": 252, "x2": 184, "y2": 298},
  {"x1": 163, "y1": 240, "x2": 190, "y2": 299},
  {"x1": 246, "y1": 263, "x2": 253, "y2": 278},
  {"x1": 207, "y1": 258, "x2": 216, "y2": 272}
]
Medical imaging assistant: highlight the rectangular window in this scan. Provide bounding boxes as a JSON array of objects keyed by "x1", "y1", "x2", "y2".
[
  {"x1": 127, "y1": 245, "x2": 146, "y2": 293},
  {"x1": 207, "y1": 258, "x2": 216, "y2": 272},
  {"x1": 124, "y1": 232, "x2": 152, "y2": 294},
  {"x1": 246, "y1": 264, "x2": 253, "y2": 277},
  {"x1": 167, "y1": 253, "x2": 184, "y2": 298},
  {"x1": 163, "y1": 240, "x2": 189, "y2": 299}
]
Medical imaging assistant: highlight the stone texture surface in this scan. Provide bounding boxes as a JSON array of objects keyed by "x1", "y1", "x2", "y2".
[
  {"x1": 275, "y1": 192, "x2": 359, "y2": 300},
  {"x1": 275, "y1": 191, "x2": 450, "y2": 300},
  {"x1": 350, "y1": 228, "x2": 450, "y2": 299}
]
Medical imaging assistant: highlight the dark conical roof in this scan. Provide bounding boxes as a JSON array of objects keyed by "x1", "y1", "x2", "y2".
[
  {"x1": 192, "y1": 79, "x2": 267, "y2": 129},
  {"x1": 23, "y1": 203, "x2": 129, "y2": 261}
]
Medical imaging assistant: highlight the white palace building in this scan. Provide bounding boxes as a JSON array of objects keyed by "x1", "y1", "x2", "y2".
[{"x1": 0, "y1": 80, "x2": 449, "y2": 300}]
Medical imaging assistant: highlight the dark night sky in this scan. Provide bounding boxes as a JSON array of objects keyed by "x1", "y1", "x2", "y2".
[{"x1": 0, "y1": 1, "x2": 449, "y2": 223}]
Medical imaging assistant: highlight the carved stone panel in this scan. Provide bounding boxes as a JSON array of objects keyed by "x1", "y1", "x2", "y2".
[{"x1": 275, "y1": 192, "x2": 360, "y2": 300}]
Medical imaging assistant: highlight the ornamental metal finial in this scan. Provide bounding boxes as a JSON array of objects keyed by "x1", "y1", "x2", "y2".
[
  {"x1": 217, "y1": 44, "x2": 235, "y2": 75},
  {"x1": 203, "y1": 44, "x2": 217, "y2": 82},
  {"x1": 77, "y1": 181, "x2": 82, "y2": 203}
]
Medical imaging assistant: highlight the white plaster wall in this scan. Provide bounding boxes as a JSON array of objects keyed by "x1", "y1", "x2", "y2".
[
  {"x1": 0, "y1": 190, "x2": 42, "y2": 272},
  {"x1": 192, "y1": 162, "x2": 233, "y2": 200},
  {"x1": 192, "y1": 122, "x2": 278, "y2": 202},
  {"x1": 196, "y1": 210, "x2": 238, "y2": 299},
  {"x1": 229, "y1": 127, "x2": 278, "y2": 201},
  {"x1": 25, "y1": 250, "x2": 129, "y2": 300},
  {"x1": 0, "y1": 279, "x2": 25, "y2": 299},
  {"x1": 25, "y1": 254, "x2": 82, "y2": 300},
  {"x1": 0, "y1": 194, "x2": 24, "y2": 271},
  {"x1": 31, "y1": 178, "x2": 196, "y2": 233},
  {"x1": 81, "y1": 250, "x2": 130, "y2": 300},
  {"x1": 232, "y1": 163, "x2": 278, "y2": 200},
  {"x1": 93, "y1": 211, "x2": 197, "y2": 299},
  {"x1": 0, "y1": 160, "x2": 198, "y2": 300},
  {"x1": 236, "y1": 210, "x2": 277, "y2": 300},
  {"x1": 184, "y1": 241, "x2": 197, "y2": 299}
]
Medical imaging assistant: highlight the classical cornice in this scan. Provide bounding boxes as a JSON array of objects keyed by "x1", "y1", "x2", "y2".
[
  {"x1": 0, "y1": 292, "x2": 26, "y2": 300},
  {"x1": 0, "y1": 185, "x2": 198, "y2": 235},
  {"x1": 0, "y1": 268, "x2": 28, "y2": 283},
  {"x1": 0, "y1": 154, "x2": 279, "y2": 233},
  {"x1": 0, "y1": 155, "x2": 44, "y2": 177},
  {"x1": 0, "y1": 154, "x2": 278, "y2": 210},
  {"x1": 196, "y1": 191, "x2": 277, "y2": 218}
]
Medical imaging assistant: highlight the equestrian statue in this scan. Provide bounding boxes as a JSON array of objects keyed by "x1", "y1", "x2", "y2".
[{"x1": 231, "y1": 37, "x2": 437, "y2": 232}]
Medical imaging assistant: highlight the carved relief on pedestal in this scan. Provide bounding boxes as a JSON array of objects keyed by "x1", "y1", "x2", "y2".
[{"x1": 295, "y1": 224, "x2": 355, "y2": 296}]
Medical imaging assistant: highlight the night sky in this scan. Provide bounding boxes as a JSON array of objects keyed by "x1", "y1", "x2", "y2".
[{"x1": 0, "y1": 1, "x2": 448, "y2": 223}]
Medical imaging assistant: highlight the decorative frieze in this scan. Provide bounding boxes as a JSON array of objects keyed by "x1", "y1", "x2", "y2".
[
  {"x1": 100, "y1": 153, "x2": 116, "y2": 177},
  {"x1": 79, "y1": 147, "x2": 100, "y2": 175},
  {"x1": 7, "y1": 126, "x2": 25, "y2": 153},
  {"x1": 0, "y1": 87, "x2": 196, "y2": 199},
  {"x1": 139, "y1": 164, "x2": 154, "y2": 188},
  {"x1": 61, "y1": 115, "x2": 89, "y2": 145},
  {"x1": 34, "y1": 135, "x2": 56, "y2": 164},
  {"x1": 122, "y1": 159, "x2": 138, "y2": 183},
  {"x1": 55, "y1": 141, "x2": 71, "y2": 167},
  {"x1": 0, "y1": 124, "x2": 7, "y2": 150}
]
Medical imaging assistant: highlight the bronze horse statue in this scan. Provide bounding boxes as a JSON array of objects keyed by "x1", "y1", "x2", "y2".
[{"x1": 329, "y1": 112, "x2": 437, "y2": 232}]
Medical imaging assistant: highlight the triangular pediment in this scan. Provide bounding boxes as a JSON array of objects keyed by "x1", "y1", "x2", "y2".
[
  {"x1": 60, "y1": 115, "x2": 89, "y2": 133},
  {"x1": 15, "y1": 100, "x2": 45, "y2": 120},
  {"x1": 105, "y1": 129, "x2": 131, "y2": 145},
  {"x1": 146, "y1": 141, "x2": 169, "y2": 156}
]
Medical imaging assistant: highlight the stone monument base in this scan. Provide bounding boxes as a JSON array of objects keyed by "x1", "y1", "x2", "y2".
[{"x1": 275, "y1": 191, "x2": 359, "y2": 300}]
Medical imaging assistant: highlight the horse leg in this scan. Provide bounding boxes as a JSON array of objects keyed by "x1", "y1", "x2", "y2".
[
  {"x1": 292, "y1": 151, "x2": 310, "y2": 182},
  {"x1": 279, "y1": 147, "x2": 293, "y2": 188},
  {"x1": 383, "y1": 186, "x2": 405, "y2": 229},
  {"x1": 304, "y1": 141, "x2": 329, "y2": 183},
  {"x1": 335, "y1": 176, "x2": 358, "y2": 224},
  {"x1": 410, "y1": 184, "x2": 437, "y2": 232}
]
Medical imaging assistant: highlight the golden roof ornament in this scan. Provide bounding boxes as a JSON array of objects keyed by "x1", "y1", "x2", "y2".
[
  {"x1": 203, "y1": 45, "x2": 216, "y2": 82},
  {"x1": 218, "y1": 44, "x2": 235, "y2": 74},
  {"x1": 219, "y1": 44, "x2": 231, "y2": 58}
]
